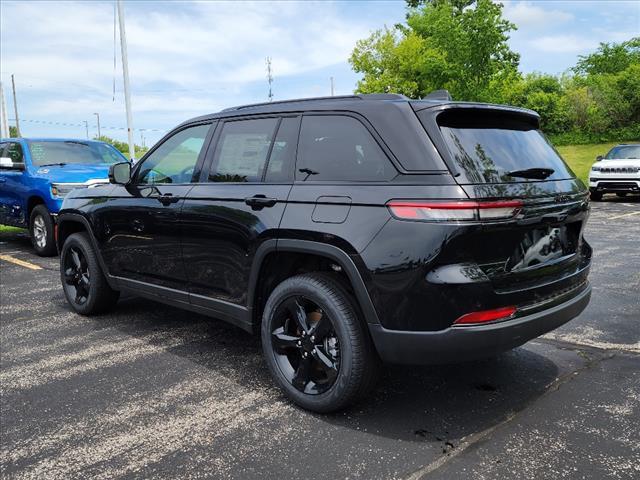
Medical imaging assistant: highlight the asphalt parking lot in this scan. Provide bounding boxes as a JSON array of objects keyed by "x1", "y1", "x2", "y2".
[{"x1": 1, "y1": 197, "x2": 639, "y2": 480}]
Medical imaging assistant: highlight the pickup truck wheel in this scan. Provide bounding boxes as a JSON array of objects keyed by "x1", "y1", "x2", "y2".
[
  {"x1": 60, "y1": 232, "x2": 119, "y2": 315},
  {"x1": 29, "y1": 205, "x2": 56, "y2": 256},
  {"x1": 261, "y1": 272, "x2": 379, "y2": 413},
  {"x1": 589, "y1": 191, "x2": 602, "y2": 201}
]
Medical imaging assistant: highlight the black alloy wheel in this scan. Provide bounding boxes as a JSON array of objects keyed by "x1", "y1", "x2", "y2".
[
  {"x1": 63, "y1": 245, "x2": 91, "y2": 306},
  {"x1": 262, "y1": 273, "x2": 379, "y2": 412},
  {"x1": 60, "y1": 232, "x2": 119, "y2": 315},
  {"x1": 270, "y1": 295, "x2": 340, "y2": 395}
]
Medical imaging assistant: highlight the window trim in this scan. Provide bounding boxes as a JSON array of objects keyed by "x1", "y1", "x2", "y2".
[
  {"x1": 200, "y1": 114, "x2": 301, "y2": 185},
  {"x1": 293, "y1": 112, "x2": 399, "y2": 184},
  {"x1": 131, "y1": 121, "x2": 217, "y2": 186}
]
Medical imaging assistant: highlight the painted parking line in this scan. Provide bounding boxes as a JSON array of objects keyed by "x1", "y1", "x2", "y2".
[
  {"x1": 609, "y1": 211, "x2": 640, "y2": 220},
  {"x1": 0, "y1": 254, "x2": 42, "y2": 270}
]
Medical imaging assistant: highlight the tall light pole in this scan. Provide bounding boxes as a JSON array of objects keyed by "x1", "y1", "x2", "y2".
[
  {"x1": 0, "y1": 82, "x2": 9, "y2": 138},
  {"x1": 11, "y1": 74, "x2": 20, "y2": 137},
  {"x1": 330, "y1": 76, "x2": 335, "y2": 96},
  {"x1": 117, "y1": 0, "x2": 135, "y2": 161},
  {"x1": 84, "y1": 120, "x2": 89, "y2": 139},
  {"x1": 93, "y1": 112, "x2": 101, "y2": 138}
]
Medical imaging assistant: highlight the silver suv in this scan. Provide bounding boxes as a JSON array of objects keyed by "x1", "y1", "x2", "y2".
[{"x1": 589, "y1": 143, "x2": 640, "y2": 200}]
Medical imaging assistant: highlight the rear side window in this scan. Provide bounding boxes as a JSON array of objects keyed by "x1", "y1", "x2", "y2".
[
  {"x1": 296, "y1": 115, "x2": 395, "y2": 182},
  {"x1": 425, "y1": 110, "x2": 575, "y2": 184},
  {"x1": 209, "y1": 118, "x2": 279, "y2": 182}
]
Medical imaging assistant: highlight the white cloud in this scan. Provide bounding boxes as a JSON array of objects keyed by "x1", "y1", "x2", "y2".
[
  {"x1": 502, "y1": 1, "x2": 574, "y2": 28},
  {"x1": 530, "y1": 34, "x2": 599, "y2": 54},
  {"x1": 0, "y1": 1, "x2": 376, "y2": 142}
]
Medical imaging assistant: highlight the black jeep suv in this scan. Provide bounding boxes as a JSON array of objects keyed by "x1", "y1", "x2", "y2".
[{"x1": 57, "y1": 93, "x2": 592, "y2": 412}]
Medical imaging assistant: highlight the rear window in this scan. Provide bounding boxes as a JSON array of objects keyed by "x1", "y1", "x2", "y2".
[{"x1": 429, "y1": 110, "x2": 574, "y2": 184}]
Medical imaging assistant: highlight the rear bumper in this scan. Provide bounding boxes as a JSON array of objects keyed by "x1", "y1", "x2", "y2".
[{"x1": 368, "y1": 284, "x2": 591, "y2": 365}]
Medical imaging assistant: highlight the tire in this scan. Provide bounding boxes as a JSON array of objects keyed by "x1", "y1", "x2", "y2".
[
  {"x1": 590, "y1": 191, "x2": 602, "y2": 201},
  {"x1": 60, "y1": 232, "x2": 120, "y2": 315},
  {"x1": 29, "y1": 205, "x2": 56, "y2": 256},
  {"x1": 261, "y1": 272, "x2": 379, "y2": 413}
]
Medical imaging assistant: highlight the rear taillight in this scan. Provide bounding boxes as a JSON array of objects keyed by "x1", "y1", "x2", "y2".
[
  {"x1": 387, "y1": 200, "x2": 523, "y2": 222},
  {"x1": 453, "y1": 306, "x2": 517, "y2": 325}
]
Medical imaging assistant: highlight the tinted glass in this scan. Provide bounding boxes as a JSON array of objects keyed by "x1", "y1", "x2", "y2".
[
  {"x1": 209, "y1": 118, "x2": 278, "y2": 182},
  {"x1": 265, "y1": 117, "x2": 298, "y2": 182},
  {"x1": 137, "y1": 124, "x2": 210, "y2": 184},
  {"x1": 296, "y1": 115, "x2": 395, "y2": 182},
  {"x1": 436, "y1": 112, "x2": 574, "y2": 183},
  {"x1": 606, "y1": 145, "x2": 640, "y2": 159},
  {"x1": 28, "y1": 141, "x2": 124, "y2": 166},
  {"x1": 5, "y1": 143, "x2": 24, "y2": 164}
]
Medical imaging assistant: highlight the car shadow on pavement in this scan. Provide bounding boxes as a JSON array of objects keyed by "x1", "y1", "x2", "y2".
[{"x1": 103, "y1": 296, "x2": 561, "y2": 446}]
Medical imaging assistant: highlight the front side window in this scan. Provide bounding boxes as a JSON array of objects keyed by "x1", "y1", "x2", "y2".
[
  {"x1": 209, "y1": 118, "x2": 279, "y2": 183},
  {"x1": 296, "y1": 115, "x2": 395, "y2": 182},
  {"x1": 5, "y1": 143, "x2": 24, "y2": 164},
  {"x1": 137, "y1": 124, "x2": 211, "y2": 185},
  {"x1": 28, "y1": 141, "x2": 123, "y2": 167}
]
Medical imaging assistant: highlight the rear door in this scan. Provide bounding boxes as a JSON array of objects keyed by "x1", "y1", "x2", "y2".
[
  {"x1": 415, "y1": 106, "x2": 591, "y2": 300},
  {"x1": 180, "y1": 115, "x2": 298, "y2": 317}
]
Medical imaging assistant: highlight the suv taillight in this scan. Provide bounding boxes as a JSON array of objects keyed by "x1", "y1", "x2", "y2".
[{"x1": 387, "y1": 200, "x2": 523, "y2": 222}]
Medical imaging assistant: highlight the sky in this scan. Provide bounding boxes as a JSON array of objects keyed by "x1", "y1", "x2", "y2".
[{"x1": 1, "y1": 0, "x2": 639, "y2": 146}]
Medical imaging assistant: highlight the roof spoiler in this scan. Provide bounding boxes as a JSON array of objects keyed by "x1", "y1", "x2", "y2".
[{"x1": 423, "y1": 89, "x2": 452, "y2": 101}]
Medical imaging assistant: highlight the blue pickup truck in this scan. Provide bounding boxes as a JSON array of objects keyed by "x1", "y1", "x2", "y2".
[{"x1": 0, "y1": 138, "x2": 128, "y2": 256}]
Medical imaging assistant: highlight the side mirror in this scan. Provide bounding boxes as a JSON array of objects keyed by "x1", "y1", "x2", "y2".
[
  {"x1": 596, "y1": 155, "x2": 603, "y2": 162},
  {"x1": 109, "y1": 162, "x2": 132, "y2": 185},
  {"x1": 0, "y1": 157, "x2": 25, "y2": 170}
]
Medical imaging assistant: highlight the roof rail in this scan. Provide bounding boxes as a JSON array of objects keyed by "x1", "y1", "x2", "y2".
[
  {"x1": 423, "y1": 89, "x2": 452, "y2": 101},
  {"x1": 221, "y1": 93, "x2": 410, "y2": 112},
  {"x1": 222, "y1": 95, "x2": 361, "y2": 112},
  {"x1": 357, "y1": 93, "x2": 408, "y2": 101}
]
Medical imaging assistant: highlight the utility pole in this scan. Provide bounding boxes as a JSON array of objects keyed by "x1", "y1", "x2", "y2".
[
  {"x1": 93, "y1": 112, "x2": 101, "y2": 138},
  {"x1": 330, "y1": 76, "x2": 335, "y2": 96},
  {"x1": 117, "y1": 0, "x2": 136, "y2": 161},
  {"x1": 0, "y1": 82, "x2": 9, "y2": 138},
  {"x1": 11, "y1": 74, "x2": 20, "y2": 137},
  {"x1": 84, "y1": 120, "x2": 89, "y2": 139},
  {"x1": 266, "y1": 57, "x2": 274, "y2": 102}
]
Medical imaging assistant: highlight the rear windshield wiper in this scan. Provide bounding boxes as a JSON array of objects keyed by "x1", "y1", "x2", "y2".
[
  {"x1": 38, "y1": 162, "x2": 67, "y2": 167},
  {"x1": 506, "y1": 167, "x2": 554, "y2": 180}
]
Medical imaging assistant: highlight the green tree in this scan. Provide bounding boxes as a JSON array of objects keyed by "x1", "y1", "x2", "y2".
[
  {"x1": 96, "y1": 135, "x2": 148, "y2": 158},
  {"x1": 349, "y1": 0, "x2": 519, "y2": 101},
  {"x1": 574, "y1": 37, "x2": 640, "y2": 76},
  {"x1": 9, "y1": 126, "x2": 18, "y2": 137}
]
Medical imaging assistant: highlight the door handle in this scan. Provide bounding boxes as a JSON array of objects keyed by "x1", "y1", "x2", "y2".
[
  {"x1": 245, "y1": 195, "x2": 277, "y2": 210},
  {"x1": 156, "y1": 193, "x2": 180, "y2": 206}
]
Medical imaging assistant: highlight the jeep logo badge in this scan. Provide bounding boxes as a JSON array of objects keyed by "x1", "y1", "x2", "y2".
[{"x1": 555, "y1": 194, "x2": 570, "y2": 203}]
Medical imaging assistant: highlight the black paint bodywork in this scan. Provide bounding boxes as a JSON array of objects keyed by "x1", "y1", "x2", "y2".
[{"x1": 57, "y1": 95, "x2": 592, "y2": 364}]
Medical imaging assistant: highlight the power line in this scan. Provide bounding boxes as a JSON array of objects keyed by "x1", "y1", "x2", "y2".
[{"x1": 8, "y1": 118, "x2": 164, "y2": 132}]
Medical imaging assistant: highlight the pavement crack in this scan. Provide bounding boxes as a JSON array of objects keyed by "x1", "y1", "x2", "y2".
[{"x1": 403, "y1": 346, "x2": 618, "y2": 480}]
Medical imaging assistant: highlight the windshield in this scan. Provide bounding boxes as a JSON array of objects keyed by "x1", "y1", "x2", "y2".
[
  {"x1": 605, "y1": 145, "x2": 640, "y2": 159},
  {"x1": 433, "y1": 110, "x2": 574, "y2": 184},
  {"x1": 28, "y1": 141, "x2": 126, "y2": 166}
]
